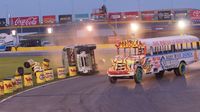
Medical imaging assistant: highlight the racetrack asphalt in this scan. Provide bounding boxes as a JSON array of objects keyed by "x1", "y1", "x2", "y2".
[{"x1": 0, "y1": 62, "x2": 200, "y2": 112}]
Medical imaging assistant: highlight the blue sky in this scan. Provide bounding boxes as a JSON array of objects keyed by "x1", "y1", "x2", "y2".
[{"x1": 0, "y1": 0, "x2": 200, "y2": 18}]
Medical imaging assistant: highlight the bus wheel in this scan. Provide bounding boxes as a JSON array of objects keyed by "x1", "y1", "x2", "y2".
[
  {"x1": 134, "y1": 67, "x2": 143, "y2": 83},
  {"x1": 174, "y1": 62, "x2": 186, "y2": 76},
  {"x1": 155, "y1": 71, "x2": 165, "y2": 80},
  {"x1": 109, "y1": 77, "x2": 117, "y2": 84}
]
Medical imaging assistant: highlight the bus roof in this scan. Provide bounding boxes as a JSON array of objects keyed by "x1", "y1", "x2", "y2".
[{"x1": 140, "y1": 35, "x2": 199, "y2": 46}]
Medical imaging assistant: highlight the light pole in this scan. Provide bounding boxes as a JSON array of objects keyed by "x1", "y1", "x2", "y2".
[{"x1": 11, "y1": 29, "x2": 19, "y2": 50}]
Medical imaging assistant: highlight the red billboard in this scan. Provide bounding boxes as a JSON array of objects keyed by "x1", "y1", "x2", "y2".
[
  {"x1": 108, "y1": 12, "x2": 122, "y2": 21},
  {"x1": 122, "y1": 11, "x2": 139, "y2": 20},
  {"x1": 190, "y1": 10, "x2": 200, "y2": 20},
  {"x1": 43, "y1": 15, "x2": 56, "y2": 24},
  {"x1": 10, "y1": 16, "x2": 39, "y2": 26},
  {"x1": 141, "y1": 11, "x2": 155, "y2": 21}
]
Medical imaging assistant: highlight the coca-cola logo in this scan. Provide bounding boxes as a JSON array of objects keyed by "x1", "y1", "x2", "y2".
[
  {"x1": 193, "y1": 10, "x2": 200, "y2": 17},
  {"x1": 12, "y1": 16, "x2": 39, "y2": 26}
]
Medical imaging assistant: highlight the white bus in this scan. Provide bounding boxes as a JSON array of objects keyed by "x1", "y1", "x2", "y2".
[{"x1": 107, "y1": 35, "x2": 200, "y2": 83}]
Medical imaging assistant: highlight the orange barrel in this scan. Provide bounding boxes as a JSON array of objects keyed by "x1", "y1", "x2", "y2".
[
  {"x1": 0, "y1": 81, "x2": 4, "y2": 96},
  {"x1": 44, "y1": 69, "x2": 54, "y2": 81},
  {"x1": 3, "y1": 78, "x2": 13, "y2": 94},
  {"x1": 14, "y1": 75, "x2": 23, "y2": 89},
  {"x1": 36, "y1": 71, "x2": 45, "y2": 84},
  {"x1": 68, "y1": 66, "x2": 77, "y2": 77},
  {"x1": 57, "y1": 67, "x2": 66, "y2": 79},
  {"x1": 23, "y1": 73, "x2": 33, "y2": 87},
  {"x1": 11, "y1": 78, "x2": 17, "y2": 91}
]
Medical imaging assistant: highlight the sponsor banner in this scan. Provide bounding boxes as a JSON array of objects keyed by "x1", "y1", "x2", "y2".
[
  {"x1": 174, "y1": 10, "x2": 188, "y2": 20},
  {"x1": 122, "y1": 11, "x2": 139, "y2": 20},
  {"x1": 43, "y1": 15, "x2": 56, "y2": 24},
  {"x1": 158, "y1": 10, "x2": 172, "y2": 20},
  {"x1": 190, "y1": 10, "x2": 200, "y2": 20},
  {"x1": 59, "y1": 15, "x2": 72, "y2": 23},
  {"x1": 0, "y1": 18, "x2": 6, "y2": 27},
  {"x1": 141, "y1": 11, "x2": 155, "y2": 21},
  {"x1": 10, "y1": 16, "x2": 39, "y2": 26},
  {"x1": 108, "y1": 12, "x2": 122, "y2": 20},
  {"x1": 75, "y1": 14, "x2": 89, "y2": 21}
]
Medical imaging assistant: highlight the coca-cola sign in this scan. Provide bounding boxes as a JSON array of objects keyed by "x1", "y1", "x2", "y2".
[
  {"x1": 10, "y1": 16, "x2": 39, "y2": 26},
  {"x1": 190, "y1": 10, "x2": 200, "y2": 20}
]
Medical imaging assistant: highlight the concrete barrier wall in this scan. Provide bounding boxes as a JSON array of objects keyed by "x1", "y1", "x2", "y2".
[{"x1": 11, "y1": 44, "x2": 115, "y2": 52}]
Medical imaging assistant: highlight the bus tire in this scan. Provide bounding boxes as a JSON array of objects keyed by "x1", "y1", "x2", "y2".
[
  {"x1": 174, "y1": 62, "x2": 186, "y2": 76},
  {"x1": 155, "y1": 70, "x2": 165, "y2": 80},
  {"x1": 134, "y1": 67, "x2": 143, "y2": 83},
  {"x1": 109, "y1": 77, "x2": 117, "y2": 84}
]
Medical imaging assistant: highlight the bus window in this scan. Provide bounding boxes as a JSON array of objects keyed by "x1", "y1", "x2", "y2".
[
  {"x1": 183, "y1": 43, "x2": 187, "y2": 51},
  {"x1": 171, "y1": 45, "x2": 175, "y2": 52},
  {"x1": 191, "y1": 43, "x2": 193, "y2": 50},
  {"x1": 197, "y1": 42, "x2": 200, "y2": 49},
  {"x1": 180, "y1": 44, "x2": 183, "y2": 51},
  {"x1": 153, "y1": 47, "x2": 157, "y2": 55},
  {"x1": 187, "y1": 43, "x2": 191, "y2": 50},
  {"x1": 192, "y1": 42, "x2": 197, "y2": 49}
]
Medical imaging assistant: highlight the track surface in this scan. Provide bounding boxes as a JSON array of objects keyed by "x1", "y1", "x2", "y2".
[{"x1": 0, "y1": 62, "x2": 200, "y2": 112}]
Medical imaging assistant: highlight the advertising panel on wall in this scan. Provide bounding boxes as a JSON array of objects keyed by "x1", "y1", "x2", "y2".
[
  {"x1": 43, "y1": 15, "x2": 56, "y2": 24},
  {"x1": 59, "y1": 15, "x2": 72, "y2": 23},
  {"x1": 75, "y1": 14, "x2": 89, "y2": 21},
  {"x1": 121, "y1": 11, "x2": 139, "y2": 21},
  {"x1": 157, "y1": 10, "x2": 172, "y2": 20},
  {"x1": 190, "y1": 10, "x2": 200, "y2": 23},
  {"x1": 141, "y1": 11, "x2": 155, "y2": 21},
  {"x1": 108, "y1": 12, "x2": 122, "y2": 21},
  {"x1": 174, "y1": 10, "x2": 188, "y2": 20},
  {"x1": 9, "y1": 16, "x2": 39, "y2": 26},
  {"x1": 0, "y1": 18, "x2": 6, "y2": 27}
]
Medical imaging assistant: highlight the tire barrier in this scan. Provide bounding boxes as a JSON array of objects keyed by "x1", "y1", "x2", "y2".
[
  {"x1": 44, "y1": 69, "x2": 54, "y2": 81},
  {"x1": 57, "y1": 67, "x2": 67, "y2": 79},
  {"x1": 14, "y1": 75, "x2": 23, "y2": 89},
  {"x1": 69, "y1": 66, "x2": 77, "y2": 77},
  {"x1": 0, "y1": 81, "x2": 4, "y2": 96},
  {"x1": 23, "y1": 73, "x2": 33, "y2": 87},
  {"x1": 1, "y1": 44, "x2": 98, "y2": 99},
  {"x1": 3, "y1": 78, "x2": 13, "y2": 94},
  {"x1": 36, "y1": 72, "x2": 46, "y2": 84}
]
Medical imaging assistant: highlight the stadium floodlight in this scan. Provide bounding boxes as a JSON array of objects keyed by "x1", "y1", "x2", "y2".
[
  {"x1": 130, "y1": 22, "x2": 140, "y2": 33},
  {"x1": 47, "y1": 27, "x2": 53, "y2": 34},
  {"x1": 177, "y1": 20, "x2": 187, "y2": 30},
  {"x1": 86, "y1": 25, "x2": 93, "y2": 32},
  {"x1": 11, "y1": 30, "x2": 17, "y2": 36}
]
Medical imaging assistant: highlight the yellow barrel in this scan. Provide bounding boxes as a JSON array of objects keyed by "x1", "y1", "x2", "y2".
[
  {"x1": 23, "y1": 73, "x2": 33, "y2": 87},
  {"x1": 57, "y1": 67, "x2": 66, "y2": 79},
  {"x1": 3, "y1": 78, "x2": 13, "y2": 94},
  {"x1": 0, "y1": 81, "x2": 4, "y2": 96},
  {"x1": 11, "y1": 78, "x2": 17, "y2": 91},
  {"x1": 36, "y1": 71, "x2": 45, "y2": 84},
  {"x1": 14, "y1": 75, "x2": 23, "y2": 89},
  {"x1": 44, "y1": 69, "x2": 54, "y2": 81},
  {"x1": 69, "y1": 66, "x2": 77, "y2": 77}
]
